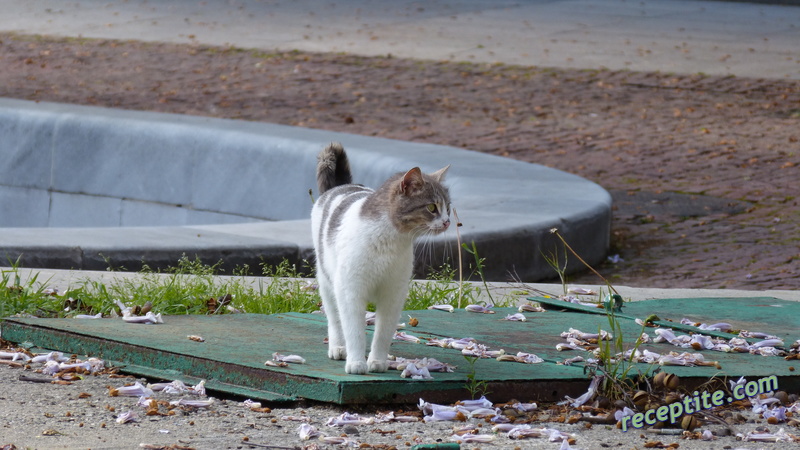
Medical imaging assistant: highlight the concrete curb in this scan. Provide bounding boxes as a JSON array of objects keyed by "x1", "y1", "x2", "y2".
[{"x1": 0, "y1": 98, "x2": 612, "y2": 280}]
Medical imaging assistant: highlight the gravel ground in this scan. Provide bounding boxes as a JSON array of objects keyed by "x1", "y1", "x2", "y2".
[{"x1": 1, "y1": 353, "x2": 797, "y2": 450}]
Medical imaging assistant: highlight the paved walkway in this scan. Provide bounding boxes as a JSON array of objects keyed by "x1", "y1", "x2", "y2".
[
  {"x1": 0, "y1": 0, "x2": 798, "y2": 79},
  {"x1": 1, "y1": 0, "x2": 798, "y2": 300}
]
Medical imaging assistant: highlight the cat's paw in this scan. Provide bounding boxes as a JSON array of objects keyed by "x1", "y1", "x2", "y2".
[
  {"x1": 345, "y1": 360, "x2": 368, "y2": 374},
  {"x1": 367, "y1": 359, "x2": 388, "y2": 373},
  {"x1": 328, "y1": 346, "x2": 346, "y2": 360}
]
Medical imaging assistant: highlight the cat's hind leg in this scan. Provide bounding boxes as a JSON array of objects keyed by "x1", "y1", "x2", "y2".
[{"x1": 318, "y1": 277, "x2": 346, "y2": 360}]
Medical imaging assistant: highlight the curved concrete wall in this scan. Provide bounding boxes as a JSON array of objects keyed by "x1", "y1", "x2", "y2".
[{"x1": 0, "y1": 98, "x2": 612, "y2": 281}]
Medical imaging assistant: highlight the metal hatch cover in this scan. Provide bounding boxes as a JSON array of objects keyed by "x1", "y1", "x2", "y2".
[{"x1": 2, "y1": 298, "x2": 798, "y2": 404}]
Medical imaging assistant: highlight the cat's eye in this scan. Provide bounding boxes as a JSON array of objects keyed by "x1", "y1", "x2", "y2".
[{"x1": 426, "y1": 204, "x2": 437, "y2": 213}]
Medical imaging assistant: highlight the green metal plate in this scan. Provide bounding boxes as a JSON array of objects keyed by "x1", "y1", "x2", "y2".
[
  {"x1": 533, "y1": 296, "x2": 800, "y2": 342},
  {"x1": 531, "y1": 296, "x2": 800, "y2": 391},
  {"x1": 2, "y1": 298, "x2": 798, "y2": 404},
  {"x1": 1, "y1": 310, "x2": 590, "y2": 404}
]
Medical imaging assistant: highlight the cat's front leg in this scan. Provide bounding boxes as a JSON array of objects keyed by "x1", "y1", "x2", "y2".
[
  {"x1": 367, "y1": 289, "x2": 407, "y2": 373},
  {"x1": 345, "y1": 359, "x2": 369, "y2": 374},
  {"x1": 338, "y1": 291, "x2": 369, "y2": 374}
]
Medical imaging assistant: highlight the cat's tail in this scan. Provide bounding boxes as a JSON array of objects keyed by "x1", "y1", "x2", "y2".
[{"x1": 316, "y1": 142, "x2": 353, "y2": 194}]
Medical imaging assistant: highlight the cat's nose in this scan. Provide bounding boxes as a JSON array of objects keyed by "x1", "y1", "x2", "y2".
[{"x1": 442, "y1": 219, "x2": 450, "y2": 229}]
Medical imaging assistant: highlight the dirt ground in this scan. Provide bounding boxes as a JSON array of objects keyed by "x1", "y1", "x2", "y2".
[
  {"x1": 2, "y1": 337, "x2": 798, "y2": 450},
  {"x1": 1, "y1": 33, "x2": 799, "y2": 291}
]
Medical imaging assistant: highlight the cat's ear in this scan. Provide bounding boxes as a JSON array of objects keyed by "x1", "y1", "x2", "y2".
[
  {"x1": 400, "y1": 167, "x2": 424, "y2": 195},
  {"x1": 430, "y1": 165, "x2": 450, "y2": 182}
]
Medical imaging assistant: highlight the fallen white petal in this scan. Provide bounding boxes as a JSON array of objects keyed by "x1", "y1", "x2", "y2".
[
  {"x1": 568, "y1": 287, "x2": 597, "y2": 295},
  {"x1": 450, "y1": 433, "x2": 495, "y2": 443},
  {"x1": 280, "y1": 415, "x2": 310, "y2": 422},
  {"x1": 518, "y1": 303, "x2": 545, "y2": 313},
  {"x1": 114, "y1": 382, "x2": 155, "y2": 398},
  {"x1": 272, "y1": 352, "x2": 306, "y2": 364},
  {"x1": 751, "y1": 338, "x2": 785, "y2": 349},
  {"x1": 325, "y1": 412, "x2": 375, "y2": 427},
  {"x1": 0, "y1": 351, "x2": 31, "y2": 362},
  {"x1": 468, "y1": 407, "x2": 498, "y2": 418},
  {"x1": 75, "y1": 313, "x2": 103, "y2": 319},
  {"x1": 465, "y1": 304, "x2": 495, "y2": 314},
  {"x1": 30, "y1": 351, "x2": 65, "y2": 363},
  {"x1": 503, "y1": 313, "x2": 527, "y2": 322},
  {"x1": 428, "y1": 304, "x2": 454, "y2": 313},
  {"x1": 243, "y1": 399, "x2": 262, "y2": 410},
  {"x1": 151, "y1": 380, "x2": 188, "y2": 395},
  {"x1": 511, "y1": 402, "x2": 538, "y2": 412},
  {"x1": 515, "y1": 352, "x2": 544, "y2": 364},
  {"x1": 115, "y1": 410, "x2": 139, "y2": 424},
  {"x1": 565, "y1": 375, "x2": 602, "y2": 408},
  {"x1": 318, "y1": 436, "x2": 358, "y2": 445},
  {"x1": 169, "y1": 397, "x2": 215, "y2": 408},
  {"x1": 189, "y1": 379, "x2": 206, "y2": 396},
  {"x1": 298, "y1": 423, "x2": 322, "y2": 440},
  {"x1": 393, "y1": 331, "x2": 421, "y2": 343},
  {"x1": 121, "y1": 311, "x2": 163, "y2": 324},
  {"x1": 741, "y1": 428, "x2": 794, "y2": 442}
]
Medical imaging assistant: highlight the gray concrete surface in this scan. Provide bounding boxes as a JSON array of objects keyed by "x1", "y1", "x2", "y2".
[
  {"x1": 0, "y1": 0, "x2": 798, "y2": 79},
  {"x1": 0, "y1": 98, "x2": 611, "y2": 280}
]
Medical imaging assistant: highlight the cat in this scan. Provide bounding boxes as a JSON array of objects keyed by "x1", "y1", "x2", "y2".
[{"x1": 311, "y1": 143, "x2": 451, "y2": 374}]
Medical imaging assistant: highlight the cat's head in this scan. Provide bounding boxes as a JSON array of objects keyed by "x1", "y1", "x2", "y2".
[{"x1": 389, "y1": 166, "x2": 451, "y2": 235}]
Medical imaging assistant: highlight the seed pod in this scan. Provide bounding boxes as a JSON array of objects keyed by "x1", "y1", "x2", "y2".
[
  {"x1": 681, "y1": 414, "x2": 701, "y2": 431},
  {"x1": 408, "y1": 316, "x2": 419, "y2": 327},
  {"x1": 594, "y1": 396, "x2": 612, "y2": 409},
  {"x1": 653, "y1": 372, "x2": 667, "y2": 389},
  {"x1": 663, "y1": 373, "x2": 679, "y2": 390},
  {"x1": 773, "y1": 391, "x2": 790, "y2": 405},
  {"x1": 633, "y1": 391, "x2": 650, "y2": 409},
  {"x1": 664, "y1": 393, "x2": 681, "y2": 405},
  {"x1": 645, "y1": 402, "x2": 661, "y2": 412}
]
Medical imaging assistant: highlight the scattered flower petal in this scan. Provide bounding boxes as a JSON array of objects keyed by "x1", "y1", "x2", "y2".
[{"x1": 272, "y1": 352, "x2": 306, "y2": 364}]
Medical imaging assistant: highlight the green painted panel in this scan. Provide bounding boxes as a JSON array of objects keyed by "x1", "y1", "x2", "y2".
[
  {"x1": 1, "y1": 311, "x2": 589, "y2": 404},
  {"x1": 530, "y1": 297, "x2": 800, "y2": 391},
  {"x1": 533, "y1": 296, "x2": 800, "y2": 342},
  {"x1": 3, "y1": 298, "x2": 797, "y2": 404}
]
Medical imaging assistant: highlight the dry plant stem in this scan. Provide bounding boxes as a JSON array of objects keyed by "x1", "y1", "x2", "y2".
[
  {"x1": 453, "y1": 208, "x2": 464, "y2": 309},
  {"x1": 696, "y1": 410, "x2": 736, "y2": 435},
  {"x1": 551, "y1": 229, "x2": 619, "y2": 296}
]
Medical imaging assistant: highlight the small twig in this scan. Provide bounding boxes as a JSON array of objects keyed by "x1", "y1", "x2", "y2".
[
  {"x1": 550, "y1": 228, "x2": 619, "y2": 295},
  {"x1": 645, "y1": 428, "x2": 684, "y2": 435},
  {"x1": 242, "y1": 441, "x2": 300, "y2": 450},
  {"x1": 696, "y1": 410, "x2": 736, "y2": 435},
  {"x1": 453, "y1": 208, "x2": 464, "y2": 309},
  {"x1": 19, "y1": 374, "x2": 54, "y2": 383},
  {"x1": 0, "y1": 360, "x2": 24, "y2": 368}
]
